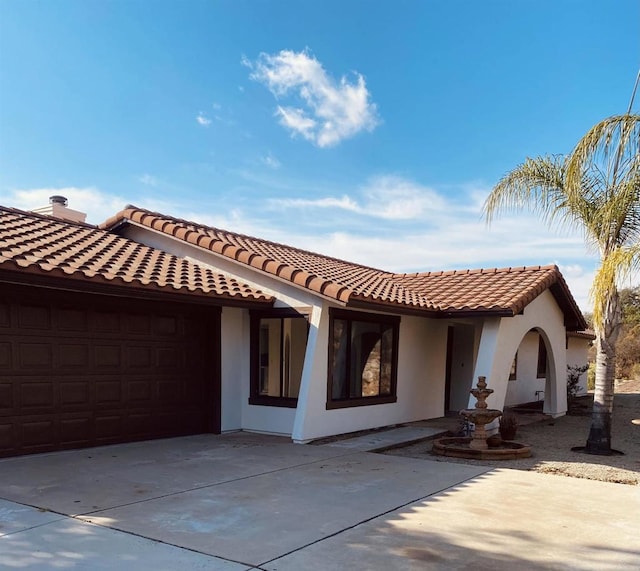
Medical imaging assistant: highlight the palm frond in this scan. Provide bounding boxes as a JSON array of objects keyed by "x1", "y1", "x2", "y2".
[
  {"x1": 566, "y1": 114, "x2": 640, "y2": 195},
  {"x1": 483, "y1": 155, "x2": 567, "y2": 225},
  {"x1": 591, "y1": 244, "x2": 640, "y2": 331}
]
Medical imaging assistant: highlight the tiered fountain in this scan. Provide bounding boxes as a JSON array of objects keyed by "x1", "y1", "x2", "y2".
[{"x1": 432, "y1": 376, "x2": 531, "y2": 460}]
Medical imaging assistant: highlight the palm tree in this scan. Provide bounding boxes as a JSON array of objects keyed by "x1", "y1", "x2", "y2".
[{"x1": 483, "y1": 111, "x2": 640, "y2": 455}]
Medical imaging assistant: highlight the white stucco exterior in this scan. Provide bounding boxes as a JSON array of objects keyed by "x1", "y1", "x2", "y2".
[
  {"x1": 119, "y1": 223, "x2": 589, "y2": 441},
  {"x1": 470, "y1": 290, "x2": 568, "y2": 417},
  {"x1": 504, "y1": 330, "x2": 547, "y2": 407},
  {"x1": 567, "y1": 334, "x2": 593, "y2": 396}
]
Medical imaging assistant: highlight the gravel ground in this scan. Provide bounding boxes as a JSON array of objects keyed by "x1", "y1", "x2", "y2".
[{"x1": 383, "y1": 379, "x2": 640, "y2": 486}]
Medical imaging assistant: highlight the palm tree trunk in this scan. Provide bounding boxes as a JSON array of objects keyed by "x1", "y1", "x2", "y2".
[
  {"x1": 585, "y1": 291, "x2": 621, "y2": 455},
  {"x1": 585, "y1": 334, "x2": 615, "y2": 453}
]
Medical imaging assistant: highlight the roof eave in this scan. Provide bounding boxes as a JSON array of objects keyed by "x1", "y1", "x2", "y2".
[{"x1": 0, "y1": 265, "x2": 275, "y2": 308}]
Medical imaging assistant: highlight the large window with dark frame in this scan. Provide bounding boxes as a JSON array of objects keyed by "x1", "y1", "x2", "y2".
[
  {"x1": 327, "y1": 308, "x2": 400, "y2": 409},
  {"x1": 250, "y1": 309, "x2": 309, "y2": 408}
]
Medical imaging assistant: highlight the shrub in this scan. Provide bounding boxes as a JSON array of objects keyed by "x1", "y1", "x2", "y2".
[
  {"x1": 567, "y1": 364, "x2": 589, "y2": 407},
  {"x1": 499, "y1": 412, "x2": 518, "y2": 440}
]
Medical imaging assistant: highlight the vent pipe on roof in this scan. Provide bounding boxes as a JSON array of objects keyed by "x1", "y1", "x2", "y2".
[
  {"x1": 49, "y1": 195, "x2": 68, "y2": 206},
  {"x1": 31, "y1": 195, "x2": 87, "y2": 223}
]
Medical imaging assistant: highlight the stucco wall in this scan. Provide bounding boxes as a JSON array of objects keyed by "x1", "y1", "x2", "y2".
[
  {"x1": 220, "y1": 307, "x2": 245, "y2": 431},
  {"x1": 504, "y1": 331, "x2": 547, "y2": 406},
  {"x1": 292, "y1": 306, "x2": 447, "y2": 442},
  {"x1": 122, "y1": 224, "x2": 318, "y2": 436},
  {"x1": 120, "y1": 224, "x2": 583, "y2": 438},
  {"x1": 471, "y1": 290, "x2": 568, "y2": 416},
  {"x1": 567, "y1": 336, "x2": 592, "y2": 396}
]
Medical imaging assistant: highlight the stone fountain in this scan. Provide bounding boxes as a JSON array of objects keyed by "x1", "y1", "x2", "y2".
[
  {"x1": 460, "y1": 376, "x2": 503, "y2": 450},
  {"x1": 432, "y1": 376, "x2": 531, "y2": 460}
]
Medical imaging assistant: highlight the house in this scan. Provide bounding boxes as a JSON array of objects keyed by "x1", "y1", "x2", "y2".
[{"x1": 0, "y1": 200, "x2": 591, "y2": 457}]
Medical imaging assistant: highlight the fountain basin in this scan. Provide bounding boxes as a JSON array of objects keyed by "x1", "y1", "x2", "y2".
[{"x1": 432, "y1": 436, "x2": 532, "y2": 460}]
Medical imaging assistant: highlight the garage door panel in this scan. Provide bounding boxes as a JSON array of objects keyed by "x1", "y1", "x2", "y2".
[
  {"x1": 59, "y1": 416, "x2": 92, "y2": 446},
  {"x1": 21, "y1": 418, "x2": 56, "y2": 448},
  {"x1": 127, "y1": 379, "x2": 152, "y2": 402},
  {"x1": 0, "y1": 342, "x2": 10, "y2": 368},
  {"x1": 95, "y1": 380, "x2": 122, "y2": 404},
  {"x1": 55, "y1": 307, "x2": 88, "y2": 332},
  {"x1": 0, "y1": 302, "x2": 9, "y2": 327},
  {"x1": 0, "y1": 422, "x2": 13, "y2": 453},
  {"x1": 21, "y1": 382, "x2": 54, "y2": 409},
  {"x1": 0, "y1": 382, "x2": 14, "y2": 412},
  {"x1": 125, "y1": 313, "x2": 151, "y2": 335},
  {"x1": 18, "y1": 342, "x2": 53, "y2": 368},
  {"x1": 93, "y1": 311, "x2": 120, "y2": 333},
  {"x1": 59, "y1": 381, "x2": 90, "y2": 406},
  {"x1": 59, "y1": 343, "x2": 90, "y2": 368},
  {"x1": 127, "y1": 345, "x2": 152, "y2": 368},
  {"x1": 94, "y1": 414, "x2": 123, "y2": 440},
  {"x1": 0, "y1": 284, "x2": 219, "y2": 457},
  {"x1": 94, "y1": 345, "x2": 122, "y2": 368},
  {"x1": 156, "y1": 315, "x2": 178, "y2": 336},
  {"x1": 18, "y1": 305, "x2": 51, "y2": 330}
]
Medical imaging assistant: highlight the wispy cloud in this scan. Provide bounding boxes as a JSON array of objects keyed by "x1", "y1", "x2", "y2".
[
  {"x1": 138, "y1": 174, "x2": 158, "y2": 186},
  {"x1": 245, "y1": 49, "x2": 379, "y2": 147},
  {"x1": 4, "y1": 187, "x2": 129, "y2": 224},
  {"x1": 196, "y1": 112, "x2": 212, "y2": 126},
  {"x1": 2, "y1": 182, "x2": 601, "y2": 310},
  {"x1": 271, "y1": 175, "x2": 446, "y2": 220},
  {"x1": 261, "y1": 153, "x2": 281, "y2": 169}
]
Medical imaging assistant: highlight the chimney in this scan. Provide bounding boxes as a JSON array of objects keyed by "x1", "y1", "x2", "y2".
[{"x1": 32, "y1": 195, "x2": 87, "y2": 223}]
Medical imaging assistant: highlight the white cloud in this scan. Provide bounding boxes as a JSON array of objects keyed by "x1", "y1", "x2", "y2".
[
  {"x1": 138, "y1": 174, "x2": 158, "y2": 186},
  {"x1": 196, "y1": 112, "x2": 212, "y2": 126},
  {"x1": 261, "y1": 153, "x2": 281, "y2": 169},
  {"x1": 247, "y1": 49, "x2": 379, "y2": 147},
  {"x1": 271, "y1": 175, "x2": 446, "y2": 220},
  {"x1": 3, "y1": 187, "x2": 129, "y2": 225},
  {"x1": 1, "y1": 181, "x2": 608, "y2": 312}
]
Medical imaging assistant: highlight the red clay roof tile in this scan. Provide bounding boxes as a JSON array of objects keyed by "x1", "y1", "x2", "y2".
[
  {"x1": 0, "y1": 206, "x2": 273, "y2": 305},
  {"x1": 99, "y1": 206, "x2": 586, "y2": 329}
]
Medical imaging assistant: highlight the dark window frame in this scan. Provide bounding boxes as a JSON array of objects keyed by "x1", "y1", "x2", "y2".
[
  {"x1": 249, "y1": 308, "x2": 310, "y2": 408},
  {"x1": 326, "y1": 308, "x2": 400, "y2": 410},
  {"x1": 537, "y1": 334, "x2": 548, "y2": 378}
]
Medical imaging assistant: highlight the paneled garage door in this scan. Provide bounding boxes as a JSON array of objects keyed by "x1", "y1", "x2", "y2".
[{"x1": 0, "y1": 284, "x2": 220, "y2": 457}]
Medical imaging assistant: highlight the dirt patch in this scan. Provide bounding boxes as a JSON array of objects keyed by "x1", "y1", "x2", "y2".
[{"x1": 383, "y1": 389, "x2": 640, "y2": 486}]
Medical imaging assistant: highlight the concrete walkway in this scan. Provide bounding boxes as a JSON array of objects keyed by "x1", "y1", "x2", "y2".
[{"x1": 0, "y1": 433, "x2": 638, "y2": 570}]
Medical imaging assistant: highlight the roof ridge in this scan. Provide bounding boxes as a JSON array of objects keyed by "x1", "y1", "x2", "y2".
[
  {"x1": 0, "y1": 205, "x2": 96, "y2": 229},
  {"x1": 110, "y1": 205, "x2": 390, "y2": 275},
  {"x1": 1, "y1": 207, "x2": 273, "y2": 304},
  {"x1": 392, "y1": 264, "x2": 558, "y2": 278}
]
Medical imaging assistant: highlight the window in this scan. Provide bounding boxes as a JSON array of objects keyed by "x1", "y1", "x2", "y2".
[
  {"x1": 327, "y1": 308, "x2": 399, "y2": 409},
  {"x1": 537, "y1": 335, "x2": 547, "y2": 378},
  {"x1": 509, "y1": 354, "x2": 518, "y2": 380},
  {"x1": 250, "y1": 310, "x2": 309, "y2": 407}
]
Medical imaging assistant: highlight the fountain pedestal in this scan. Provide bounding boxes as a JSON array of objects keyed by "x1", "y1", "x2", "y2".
[
  {"x1": 432, "y1": 376, "x2": 532, "y2": 460},
  {"x1": 459, "y1": 376, "x2": 502, "y2": 450}
]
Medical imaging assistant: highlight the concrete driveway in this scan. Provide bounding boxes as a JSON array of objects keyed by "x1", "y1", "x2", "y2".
[{"x1": 0, "y1": 433, "x2": 638, "y2": 570}]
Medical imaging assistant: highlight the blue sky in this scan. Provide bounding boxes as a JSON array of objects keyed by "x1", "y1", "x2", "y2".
[{"x1": 1, "y1": 0, "x2": 638, "y2": 310}]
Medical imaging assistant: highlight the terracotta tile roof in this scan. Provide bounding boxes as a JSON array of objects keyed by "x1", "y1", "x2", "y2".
[
  {"x1": 100, "y1": 206, "x2": 587, "y2": 329},
  {"x1": 100, "y1": 206, "x2": 434, "y2": 312},
  {"x1": 0, "y1": 206, "x2": 273, "y2": 305},
  {"x1": 391, "y1": 265, "x2": 587, "y2": 330}
]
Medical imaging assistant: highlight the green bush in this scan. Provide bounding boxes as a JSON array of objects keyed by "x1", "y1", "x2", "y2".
[{"x1": 567, "y1": 364, "x2": 589, "y2": 405}]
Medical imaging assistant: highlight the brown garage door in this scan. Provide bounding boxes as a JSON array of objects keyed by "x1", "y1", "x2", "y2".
[{"x1": 0, "y1": 283, "x2": 220, "y2": 458}]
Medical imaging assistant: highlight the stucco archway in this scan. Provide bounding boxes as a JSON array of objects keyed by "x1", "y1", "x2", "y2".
[{"x1": 470, "y1": 290, "x2": 567, "y2": 417}]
